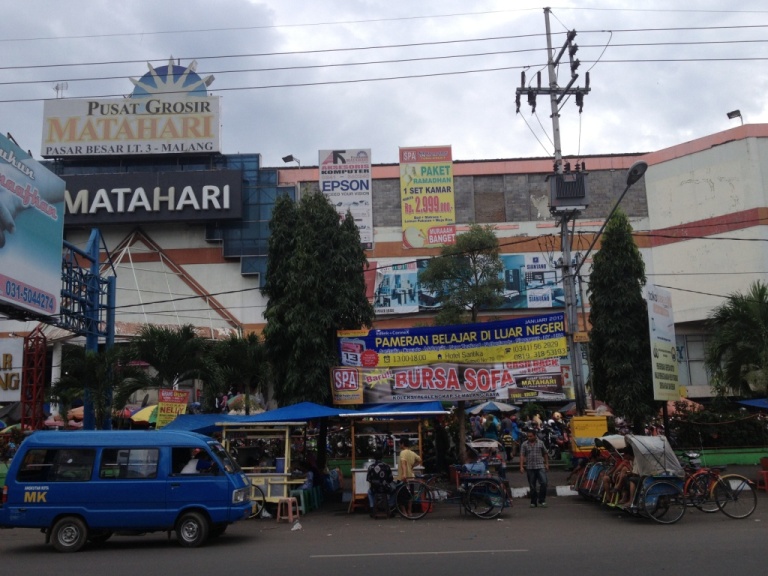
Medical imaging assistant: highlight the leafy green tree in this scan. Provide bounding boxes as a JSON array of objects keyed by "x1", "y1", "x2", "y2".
[
  {"x1": 129, "y1": 324, "x2": 216, "y2": 406},
  {"x1": 210, "y1": 332, "x2": 265, "y2": 413},
  {"x1": 705, "y1": 280, "x2": 768, "y2": 397},
  {"x1": 418, "y1": 224, "x2": 504, "y2": 324},
  {"x1": 417, "y1": 224, "x2": 505, "y2": 462},
  {"x1": 262, "y1": 192, "x2": 374, "y2": 466},
  {"x1": 588, "y1": 209, "x2": 654, "y2": 430},
  {"x1": 52, "y1": 345, "x2": 150, "y2": 429}
]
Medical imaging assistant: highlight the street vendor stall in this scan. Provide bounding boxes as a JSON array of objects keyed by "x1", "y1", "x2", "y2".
[
  {"x1": 219, "y1": 421, "x2": 307, "y2": 505},
  {"x1": 341, "y1": 401, "x2": 448, "y2": 513}
]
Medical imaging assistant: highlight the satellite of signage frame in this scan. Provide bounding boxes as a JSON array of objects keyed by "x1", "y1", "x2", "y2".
[
  {"x1": 41, "y1": 58, "x2": 220, "y2": 158},
  {"x1": 0, "y1": 133, "x2": 66, "y2": 317}
]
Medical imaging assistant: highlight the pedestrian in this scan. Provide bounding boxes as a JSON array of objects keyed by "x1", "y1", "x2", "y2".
[
  {"x1": 520, "y1": 429, "x2": 549, "y2": 508},
  {"x1": 397, "y1": 437, "x2": 422, "y2": 479},
  {"x1": 482, "y1": 412, "x2": 501, "y2": 440}
]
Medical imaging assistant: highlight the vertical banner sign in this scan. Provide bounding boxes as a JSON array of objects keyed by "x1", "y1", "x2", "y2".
[
  {"x1": 0, "y1": 134, "x2": 65, "y2": 316},
  {"x1": 646, "y1": 284, "x2": 680, "y2": 401},
  {"x1": 319, "y1": 149, "x2": 373, "y2": 250},
  {"x1": 156, "y1": 388, "x2": 190, "y2": 428},
  {"x1": 399, "y1": 146, "x2": 456, "y2": 248},
  {"x1": 0, "y1": 338, "x2": 23, "y2": 402}
]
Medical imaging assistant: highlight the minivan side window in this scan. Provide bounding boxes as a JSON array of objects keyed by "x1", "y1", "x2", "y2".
[
  {"x1": 17, "y1": 449, "x2": 96, "y2": 482},
  {"x1": 100, "y1": 448, "x2": 159, "y2": 479}
]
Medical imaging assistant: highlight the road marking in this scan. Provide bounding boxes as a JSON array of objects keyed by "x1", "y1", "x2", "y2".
[{"x1": 311, "y1": 549, "x2": 528, "y2": 559}]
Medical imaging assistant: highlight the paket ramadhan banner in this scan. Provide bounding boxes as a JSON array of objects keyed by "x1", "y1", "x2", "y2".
[
  {"x1": 338, "y1": 313, "x2": 566, "y2": 369},
  {"x1": 330, "y1": 360, "x2": 565, "y2": 405},
  {"x1": 399, "y1": 145, "x2": 456, "y2": 248}
]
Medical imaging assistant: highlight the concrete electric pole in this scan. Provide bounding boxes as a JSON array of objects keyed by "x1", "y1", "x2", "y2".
[{"x1": 516, "y1": 7, "x2": 591, "y2": 415}]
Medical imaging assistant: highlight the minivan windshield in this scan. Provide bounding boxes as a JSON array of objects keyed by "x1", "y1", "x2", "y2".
[{"x1": 209, "y1": 442, "x2": 242, "y2": 474}]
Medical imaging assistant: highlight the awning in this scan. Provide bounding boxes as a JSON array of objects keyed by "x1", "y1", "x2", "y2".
[
  {"x1": 738, "y1": 398, "x2": 768, "y2": 410},
  {"x1": 342, "y1": 401, "x2": 448, "y2": 418}
]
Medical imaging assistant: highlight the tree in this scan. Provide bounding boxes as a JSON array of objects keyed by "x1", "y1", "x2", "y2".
[
  {"x1": 587, "y1": 209, "x2": 654, "y2": 430},
  {"x1": 52, "y1": 345, "x2": 150, "y2": 429},
  {"x1": 418, "y1": 224, "x2": 504, "y2": 324},
  {"x1": 129, "y1": 324, "x2": 215, "y2": 406},
  {"x1": 705, "y1": 280, "x2": 768, "y2": 397},
  {"x1": 210, "y1": 332, "x2": 265, "y2": 413},
  {"x1": 262, "y1": 192, "x2": 374, "y2": 466},
  {"x1": 417, "y1": 224, "x2": 505, "y2": 462}
]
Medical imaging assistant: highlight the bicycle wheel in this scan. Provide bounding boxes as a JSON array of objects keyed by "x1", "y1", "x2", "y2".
[
  {"x1": 466, "y1": 479, "x2": 505, "y2": 519},
  {"x1": 394, "y1": 479, "x2": 432, "y2": 520},
  {"x1": 687, "y1": 473, "x2": 719, "y2": 513},
  {"x1": 642, "y1": 480, "x2": 686, "y2": 524},
  {"x1": 713, "y1": 474, "x2": 757, "y2": 519},
  {"x1": 249, "y1": 485, "x2": 266, "y2": 519}
]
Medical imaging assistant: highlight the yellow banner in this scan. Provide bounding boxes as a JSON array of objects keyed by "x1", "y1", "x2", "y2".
[{"x1": 399, "y1": 145, "x2": 456, "y2": 248}]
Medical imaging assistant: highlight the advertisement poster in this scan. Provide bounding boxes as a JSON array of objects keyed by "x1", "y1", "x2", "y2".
[
  {"x1": 319, "y1": 149, "x2": 373, "y2": 249},
  {"x1": 646, "y1": 284, "x2": 680, "y2": 401},
  {"x1": 338, "y1": 313, "x2": 566, "y2": 369},
  {"x1": 0, "y1": 134, "x2": 65, "y2": 316},
  {"x1": 330, "y1": 358, "x2": 564, "y2": 405},
  {"x1": 0, "y1": 338, "x2": 23, "y2": 402},
  {"x1": 399, "y1": 146, "x2": 456, "y2": 248},
  {"x1": 370, "y1": 254, "x2": 572, "y2": 316},
  {"x1": 156, "y1": 388, "x2": 190, "y2": 428}
]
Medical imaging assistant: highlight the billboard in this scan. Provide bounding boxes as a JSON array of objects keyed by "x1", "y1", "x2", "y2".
[
  {"x1": 0, "y1": 338, "x2": 24, "y2": 402},
  {"x1": 646, "y1": 284, "x2": 680, "y2": 401},
  {"x1": 0, "y1": 134, "x2": 65, "y2": 316},
  {"x1": 319, "y1": 149, "x2": 373, "y2": 249},
  {"x1": 330, "y1": 357, "x2": 565, "y2": 405},
  {"x1": 338, "y1": 313, "x2": 566, "y2": 369},
  {"x1": 399, "y1": 146, "x2": 456, "y2": 248},
  {"x1": 156, "y1": 388, "x2": 190, "y2": 428},
  {"x1": 63, "y1": 170, "x2": 243, "y2": 225},
  {"x1": 41, "y1": 60, "x2": 220, "y2": 158}
]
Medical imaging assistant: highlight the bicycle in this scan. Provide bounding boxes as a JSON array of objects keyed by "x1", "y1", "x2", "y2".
[
  {"x1": 680, "y1": 451, "x2": 758, "y2": 519},
  {"x1": 393, "y1": 468, "x2": 510, "y2": 520}
]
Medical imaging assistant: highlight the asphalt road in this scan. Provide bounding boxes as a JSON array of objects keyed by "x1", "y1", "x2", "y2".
[{"x1": 1, "y1": 474, "x2": 765, "y2": 576}]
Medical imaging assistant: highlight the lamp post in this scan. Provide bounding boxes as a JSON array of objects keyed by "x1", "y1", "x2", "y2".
[
  {"x1": 565, "y1": 160, "x2": 649, "y2": 415},
  {"x1": 282, "y1": 154, "x2": 301, "y2": 167},
  {"x1": 727, "y1": 110, "x2": 743, "y2": 126}
]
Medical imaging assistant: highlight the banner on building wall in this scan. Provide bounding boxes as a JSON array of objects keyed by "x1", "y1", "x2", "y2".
[
  {"x1": 338, "y1": 313, "x2": 566, "y2": 369},
  {"x1": 370, "y1": 254, "x2": 574, "y2": 316},
  {"x1": 399, "y1": 146, "x2": 456, "y2": 248},
  {"x1": 646, "y1": 284, "x2": 680, "y2": 401},
  {"x1": 156, "y1": 388, "x2": 190, "y2": 428},
  {"x1": 330, "y1": 358, "x2": 565, "y2": 405},
  {"x1": 0, "y1": 134, "x2": 65, "y2": 317},
  {"x1": 319, "y1": 149, "x2": 373, "y2": 249},
  {"x1": 0, "y1": 338, "x2": 24, "y2": 402}
]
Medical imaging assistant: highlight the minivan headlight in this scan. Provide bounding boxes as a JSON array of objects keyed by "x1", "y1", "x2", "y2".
[{"x1": 232, "y1": 487, "x2": 250, "y2": 504}]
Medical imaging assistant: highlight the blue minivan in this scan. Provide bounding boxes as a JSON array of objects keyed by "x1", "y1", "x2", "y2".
[{"x1": 0, "y1": 430, "x2": 252, "y2": 552}]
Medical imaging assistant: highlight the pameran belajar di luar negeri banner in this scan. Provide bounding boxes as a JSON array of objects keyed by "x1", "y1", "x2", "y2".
[{"x1": 333, "y1": 313, "x2": 567, "y2": 404}]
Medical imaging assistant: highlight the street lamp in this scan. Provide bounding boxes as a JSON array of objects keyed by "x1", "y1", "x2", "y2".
[
  {"x1": 282, "y1": 154, "x2": 301, "y2": 167},
  {"x1": 566, "y1": 160, "x2": 648, "y2": 415},
  {"x1": 727, "y1": 110, "x2": 743, "y2": 126}
]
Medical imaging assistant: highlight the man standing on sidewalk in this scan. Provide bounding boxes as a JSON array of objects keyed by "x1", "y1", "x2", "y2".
[{"x1": 520, "y1": 429, "x2": 549, "y2": 507}]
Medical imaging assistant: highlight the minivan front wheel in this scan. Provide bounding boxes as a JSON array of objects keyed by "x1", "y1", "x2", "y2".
[
  {"x1": 176, "y1": 511, "x2": 209, "y2": 547},
  {"x1": 51, "y1": 516, "x2": 88, "y2": 553}
]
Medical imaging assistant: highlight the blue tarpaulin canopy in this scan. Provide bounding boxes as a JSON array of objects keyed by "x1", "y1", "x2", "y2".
[{"x1": 738, "y1": 398, "x2": 768, "y2": 410}]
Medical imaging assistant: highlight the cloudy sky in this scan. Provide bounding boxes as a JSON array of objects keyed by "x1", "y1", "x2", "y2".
[{"x1": 3, "y1": 0, "x2": 768, "y2": 167}]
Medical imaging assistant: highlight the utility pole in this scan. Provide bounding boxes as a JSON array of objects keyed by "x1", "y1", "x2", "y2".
[{"x1": 516, "y1": 7, "x2": 591, "y2": 415}]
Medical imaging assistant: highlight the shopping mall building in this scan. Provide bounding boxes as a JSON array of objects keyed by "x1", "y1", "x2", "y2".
[{"x1": 2, "y1": 61, "x2": 768, "y2": 403}]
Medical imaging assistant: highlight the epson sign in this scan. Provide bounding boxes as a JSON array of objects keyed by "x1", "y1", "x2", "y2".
[{"x1": 63, "y1": 169, "x2": 242, "y2": 225}]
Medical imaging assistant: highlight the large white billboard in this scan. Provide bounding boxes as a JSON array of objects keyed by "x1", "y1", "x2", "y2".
[
  {"x1": 319, "y1": 149, "x2": 373, "y2": 249},
  {"x1": 0, "y1": 134, "x2": 65, "y2": 316}
]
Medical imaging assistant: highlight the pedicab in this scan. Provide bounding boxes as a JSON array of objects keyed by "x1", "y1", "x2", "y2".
[{"x1": 622, "y1": 434, "x2": 686, "y2": 524}]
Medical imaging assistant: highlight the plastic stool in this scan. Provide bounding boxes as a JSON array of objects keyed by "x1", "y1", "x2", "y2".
[
  {"x1": 289, "y1": 490, "x2": 308, "y2": 514},
  {"x1": 276, "y1": 497, "x2": 300, "y2": 522},
  {"x1": 372, "y1": 493, "x2": 389, "y2": 519},
  {"x1": 312, "y1": 485, "x2": 323, "y2": 506}
]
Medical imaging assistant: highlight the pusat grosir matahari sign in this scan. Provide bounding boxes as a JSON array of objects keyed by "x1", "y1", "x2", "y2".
[{"x1": 41, "y1": 59, "x2": 220, "y2": 158}]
